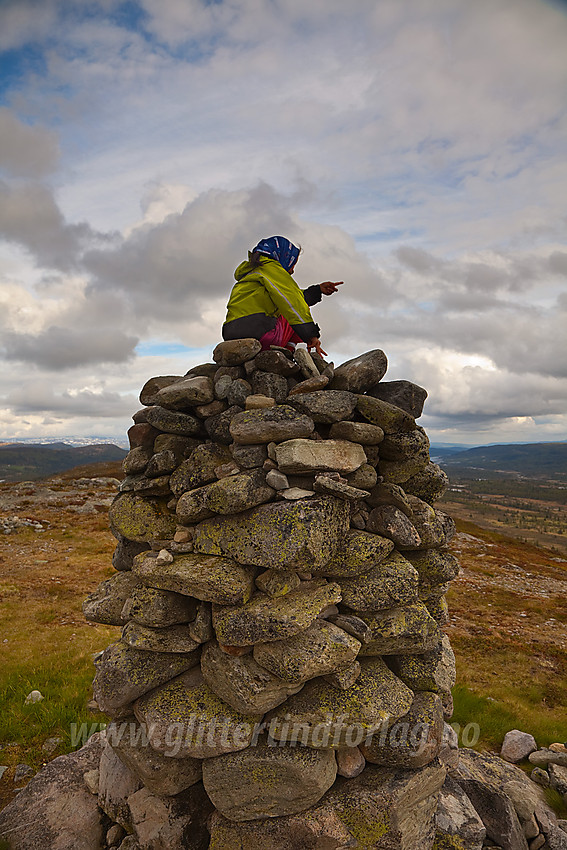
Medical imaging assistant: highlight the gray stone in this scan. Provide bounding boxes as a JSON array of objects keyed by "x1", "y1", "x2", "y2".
[
  {"x1": 255, "y1": 568, "x2": 300, "y2": 596},
  {"x1": 394, "y1": 633, "x2": 455, "y2": 693},
  {"x1": 213, "y1": 580, "x2": 342, "y2": 645},
  {"x1": 145, "y1": 449, "x2": 178, "y2": 477},
  {"x1": 153, "y1": 433, "x2": 201, "y2": 458},
  {"x1": 213, "y1": 338, "x2": 262, "y2": 365},
  {"x1": 549, "y1": 764, "x2": 567, "y2": 795},
  {"x1": 112, "y1": 536, "x2": 150, "y2": 571},
  {"x1": 379, "y1": 455, "x2": 430, "y2": 484},
  {"x1": 356, "y1": 394, "x2": 416, "y2": 433},
  {"x1": 252, "y1": 370, "x2": 288, "y2": 402},
  {"x1": 405, "y1": 494, "x2": 445, "y2": 549},
  {"x1": 313, "y1": 474, "x2": 370, "y2": 501},
  {"x1": 133, "y1": 551, "x2": 256, "y2": 605},
  {"x1": 280, "y1": 487, "x2": 315, "y2": 499},
  {"x1": 329, "y1": 614, "x2": 372, "y2": 644},
  {"x1": 346, "y1": 463, "x2": 378, "y2": 490},
  {"x1": 134, "y1": 666, "x2": 262, "y2": 758},
  {"x1": 175, "y1": 484, "x2": 215, "y2": 523},
  {"x1": 154, "y1": 375, "x2": 215, "y2": 408},
  {"x1": 230, "y1": 442, "x2": 268, "y2": 468},
  {"x1": 404, "y1": 461, "x2": 449, "y2": 504},
  {"x1": 121, "y1": 621, "x2": 200, "y2": 653},
  {"x1": 366, "y1": 481, "x2": 413, "y2": 515},
  {"x1": 207, "y1": 806, "x2": 354, "y2": 850},
  {"x1": 139, "y1": 376, "x2": 183, "y2": 406},
  {"x1": 123, "y1": 446, "x2": 152, "y2": 475},
  {"x1": 329, "y1": 420, "x2": 385, "y2": 444},
  {"x1": 359, "y1": 602, "x2": 440, "y2": 656},
  {"x1": 122, "y1": 584, "x2": 197, "y2": 626},
  {"x1": 265, "y1": 468, "x2": 290, "y2": 489},
  {"x1": 170, "y1": 443, "x2": 233, "y2": 495},
  {"x1": 368, "y1": 379, "x2": 428, "y2": 418},
  {"x1": 92, "y1": 641, "x2": 199, "y2": 715},
  {"x1": 289, "y1": 390, "x2": 357, "y2": 423},
  {"x1": 120, "y1": 473, "x2": 171, "y2": 496},
  {"x1": 316, "y1": 529, "x2": 394, "y2": 578},
  {"x1": 253, "y1": 619, "x2": 361, "y2": 684},
  {"x1": 530, "y1": 750, "x2": 567, "y2": 768},
  {"x1": 434, "y1": 774, "x2": 486, "y2": 849},
  {"x1": 366, "y1": 504, "x2": 421, "y2": 549},
  {"x1": 361, "y1": 691, "x2": 444, "y2": 768},
  {"x1": 109, "y1": 493, "x2": 177, "y2": 543},
  {"x1": 201, "y1": 468, "x2": 275, "y2": 514},
  {"x1": 287, "y1": 373, "x2": 330, "y2": 395},
  {"x1": 202, "y1": 738, "x2": 337, "y2": 821},
  {"x1": 83, "y1": 571, "x2": 140, "y2": 625},
  {"x1": 98, "y1": 741, "x2": 143, "y2": 830},
  {"x1": 204, "y1": 404, "x2": 243, "y2": 444},
  {"x1": 265, "y1": 656, "x2": 414, "y2": 748},
  {"x1": 405, "y1": 549, "x2": 460, "y2": 596},
  {"x1": 293, "y1": 348, "x2": 320, "y2": 378},
  {"x1": 339, "y1": 550, "x2": 420, "y2": 613},
  {"x1": 380, "y1": 427, "x2": 430, "y2": 464},
  {"x1": 436, "y1": 509, "x2": 457, "y2": 543},
  {"x1": 144, "y1": 404, "x2": 202, "y2": 436},
  {"x1": 501, "y1": 730, "x2": 538, "y2": 763},
  {"x1": 189, "y1": 600, "x2": 213, "y2": 643},
  {"x1": 254, "y1": 349, "x2": 300, "y2": 376},
  {"x1": 201, "y1": 641, "x2": 303, "y2": 713},
  {"x1": 193, "y1": 496, "x2": 349, "y2": 572},
  {"x1": 127, "y1": 783, "x2": 212, "y2": 850},
  {"x1": 330, "y1": 349, "x2": 388, "y2": 393},
  {"x1": 227, "y1": 377, "x2": 253, "y2": 406},
  {"x1": 276, "y1": 438, "x2": 366, "y2": 474},
  {"x1": 230, "y1": 404, "x2": 314, "y2": 444}
]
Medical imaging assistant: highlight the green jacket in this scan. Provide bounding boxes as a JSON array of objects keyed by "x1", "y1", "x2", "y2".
[{"x1": 222, "y1": 255, "x2": 321, "y2": 344}]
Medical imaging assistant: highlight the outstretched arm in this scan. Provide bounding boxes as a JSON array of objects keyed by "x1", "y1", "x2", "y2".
[
  {"x1": 319, "y1": 281, "x2": 344, "y2": 295},
  {"x1": 307, "y1": 337, "x2": 328, "y2": 358}
]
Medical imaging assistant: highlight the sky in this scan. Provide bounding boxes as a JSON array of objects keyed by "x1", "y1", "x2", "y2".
[{"x1": 0, "y1": 0, "x2": 566, "y2": 447}]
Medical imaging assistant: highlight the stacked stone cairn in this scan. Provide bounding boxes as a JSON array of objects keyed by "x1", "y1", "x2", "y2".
[{"x1": 81, "y1": 343, "x2": 469, "y2": 848}]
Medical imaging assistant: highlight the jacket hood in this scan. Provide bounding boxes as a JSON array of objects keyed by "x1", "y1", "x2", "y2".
[{"x1": 234, "y1": 254, "x2": 273, "y2": 281}]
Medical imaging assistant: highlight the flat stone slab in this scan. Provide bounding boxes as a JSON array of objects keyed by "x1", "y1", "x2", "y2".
[
  {"x1": 358, "y1": 602, "x2": 441, "y2": 657},
  {"x1": 201, "y1": 641, "x2": 303, "y2": 713},
  {"x1": 330, "y1": 349, "x2": 388, "y2": 393},
  {"x1": 329, "y1": 420, "x2": 385, "y2": 444},
  {"x1": 133, "y1": 551, "x2": 256, "y2": 605},
  {"x1": 356, "y1": 394, "x2": 417, "y2": 433},
  {"x1": 312, "y1": 475, "x2": 370, "y2": 501},
  {"x1": 212, "y1": 580, "x2": 342, "y2": 646},
  {"x1": 109, "y1": 493, "x2": 176, "y2": 542},
  {"x1": 154, "y1": 375, "x2": 214, "y2": 408},
  {"x1": 316, "y1": 530, "x2": 394, "y2": 578},
  {"x1": 134, "y1": 667, "x2": 262, "y2": 758},
  {"x1": 275, "y1": 438, "x2": 367, "y2": 474},
  {"x1": 93, "y1": 641, "x2": 199, "y2": 715},
  {"x1": 264, "y1": 657, "x2": 414, "y2": 748},
  {"x1": 121, "y1": 621, "x2": 201, "y2": 653},
  {"x1": 144, "y1": 405, "x2": 202, "y2": 436},
  {"x1": 83, "y1": 571, "x2": 140, "y2": 626},
  {"x1": 288, "y1": 390, "x2": 357, "y2": 423},
  {"x1": 208, "y1": 805, "x2": 354, "y2": 850},
  {"x1": 368, "y1": 379, "x2": 428, "y2": 418},
  {"x1": 202, "y1": 738, "x2": 337, "y2": 821},
  {"x1": 360, "y1": 691, "x2": 444, "y2": 769},
  {"x1": 193, "y1": 496, "x2": 350, "y2": 572},
  {"x1": 253, "y1": 619, "x2": 361, "y2": 684},
  {"x1": 229, "y1": 405, "x2": 314, "y2": 444},
  {"x1": 213, "y1": 338, "x2": 262, "y2": 365},
  {"x1": 339, "y1": 551, "x2": 420, "y2": 613},
  {"x1": 123, "y1": 584, "x2": 197, "y2": 627},
  {"x1": 254, "y1": 349, "x2": 300, "y2": 376}
]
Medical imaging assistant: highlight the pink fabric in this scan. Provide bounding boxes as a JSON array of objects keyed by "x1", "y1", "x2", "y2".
[{"x1": 259, "y1": 315, "x2": 302, "y2": 351}]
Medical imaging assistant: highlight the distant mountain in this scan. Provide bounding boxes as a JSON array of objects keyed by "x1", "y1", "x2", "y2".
[
  {"x1": 0, "y1": 443, "x2": 128, "y2": 482},
  {"x1": 438, "y1": 442, "x2": 567, "y2": 480}
]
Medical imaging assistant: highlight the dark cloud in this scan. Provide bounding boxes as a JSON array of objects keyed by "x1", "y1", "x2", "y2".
[
  {"x1": 0, "y1": 108, "x2": 60, "y2": 178},
  {"x1": 1, "y1": 326, "x2": 138, "y2": 370},
  {"x1": 5, "y1": 383, "x2": 134, "y2": 418}
]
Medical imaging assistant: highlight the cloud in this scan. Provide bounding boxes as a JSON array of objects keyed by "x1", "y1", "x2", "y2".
[
  {"x1": 4, "y1": 381, "x2": 135, "y2": 418},
  {"x1": 0, "y1": 108, "x2": 59, "y2": 177},
  {"x1": 1, "y1": 325, "x2": 139, "y2": 370}
]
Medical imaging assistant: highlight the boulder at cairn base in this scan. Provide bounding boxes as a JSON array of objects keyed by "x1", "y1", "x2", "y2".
[
  {"x1": 329, "y1": 348, "x2": 388, "y2": 393},
  {"x1": 276, "y1": 438, "x2": 367, "y2": 474},
  {"x1": 213, "y1": 338, "x2": 262, "y2": 365},
  {"x1": 202, "y1": 738, "x2": 338, "y2": 821},
  {"x1": 212, "y1": 580, "x2": 342, "y2": 645},
  {"x1": 92, "y1": 641, "x2": 200, "y2": 715},
  {"x1": 265, "y1": 657, "x2": 414, "y2": 748},
  {"x1": 133, "y1": 551, "x2": 256, "y2": 605},
  {"x1": 229, "y1": 404, "x2": 314, "y2": 443},
  {"x1": 193, "y1": 496, "x2": 349, "y2": 571},
  {"x1": 109, "y1": 493, "x2": 176, "y2": 542},
  {"x1": 134, "y1": 667, "x2": 262, "y2": 758},
  {"x1": 208, "y1": 805, "x2": 355, "y2": 850}
]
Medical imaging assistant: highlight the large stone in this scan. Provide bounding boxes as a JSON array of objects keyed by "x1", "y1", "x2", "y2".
[
  {"x1": 293, "y1": 348, "x2": 320, "y2": 378},
  {"x1": 230, "y1": 442, "x2": 268, "y2": 468},
  {"x1": 92, "y1": 641, "x2": 200, "y2": 714},
  {"x1": 255, "y1": 568, "x2": 300, "y2": 596},
  {"x1": 367, "y1": 505, "x2": 421, "y2": 549},
  {"x1": 123, "y1": 446, "x2": 152, "y2": 475},
  {"x1": 140, "y1": 375, "x2": 182, "y2": 405},
  {"x1": 98, "y1": 741, "x2": 143, "y2": 830},
  {"x1": 360, "y1": 691, "x2": 444, "y2": 768},
  {"x1": 145, "y1": 449, "x2": 178, "y2": 477},
  {"x1": 405, "y1": 495, "x2": 445, "y2": 549},
  {"x1": 315, "y1": 529, "x2": 394, "y2": 578},
  {"x1": 133, "y1": 551, "x2": 256, "y2": 605},
  {"x1": 394, "y1": 634, "x2": 456, "y2": 694},
  {"x1": 530, "y1": 750, "x2": 567, "y2": 769},
  {"x1": 106, "y1": 717, "x2": 202, "y2": 795},
  {"x1": 109, "y1": 493, "x2": 176, "y2": 543},
  {"x1": 230, "y1": 404, "x2": 315, "y2": 444},
  {"x1": 82, "y1": 571, "x2": 140, "y2": 625},
  {"x1": 153, "y1": 433, "x2": 202, "y2": 458},
  {"x1": 289, "y1": 390, "x2": 357, "y2": 423},
  {"x1": 213, "y1": 580, "x2": 342, "y2": 645},
  {"x1": 169, "y1": 443, "x2": 233, "y2": 495},
  {"x1": 330, "y1": 349, "x2": 388, "y2": 393},
  {"x1": 0, "y1": 733, "x2": 104, "y2": 850},
  {"x1": 501, "y1": 730, "x2": 538, "y2": 763},
  {"x1": 404, "y1": 462, "x2": 449, "y2": 504},
  {"x1": 265, "y1": 657, "x2": 414, "y2": 748},
  {"x1": 204, "y1": 404, "x2": 243, "y2": 444},
  {"x1": 366, "y1": 482, "x2": 414, "y2": 516},
  {"x1": 356, "y1": 394, "x2": 416, "y2": 433},
  {"x1": 379, "y1": 455, "x2": 429, "y2": 484},
  {"x1": 202, "y1": 738, "x2": 337, "y2": 821},
  {"x1": 144, "y1": 404, "x2": 202, "y2": 436},
  {"x1": 208, "y1": 805, "x2": 354, "y2": 850},
  {"x1": 194, "y1": 496, "x2": 349, "y2": 571},
  {"x1": 359, "y1": 603, "x2": 440, "y2": 655},
  {"x1": 134, "y1": 667, "x2": 262, "y2": 758},
  {"x1": 127, "y1": 784, "x2": 212, "y2": 850},
  {"x1": 175, "y1": 484, "x2": 215, "y2": 523},
  {"x1": 276, "y1": 438, "x2": 366, "y2": 474},
  {"x1": 122, "y1": 584, "x2": 197, "y2": 626},
  {"x1": 251, "y1": 370, "x2": 288, "y2": 402},
  {"x1": 254, "y1": 349, "x2": 300, "y2": 376},
  {"x1": 201, "y1": 469, "x2": 275, "y2": 514},
  {"x1": 201, "y1": 641, "x2": 303, "y2": 713},
  {"x1": 121, "y1": 621, "x2": 201, "y2": 653},
  {"x1": 368, "y1": 380, "x2": 428, "y2": 419},
  {"x1": 253, "y1": 619, "x2": 361, "y2": 684},
  {"x1": 339, "y1": 551, "x2": 420, "y2": 613},
  {"x1": 287, "y1": 373, "x2": 330, "y2": 395},
  {"x1": 322, "y1": 762, "x2": 446, "y2": 850},
  {"x1": 434, "y1": 775, "x2": 486, "y2": 850},
  {"x1": 329, "y1": 420, "x2": 385, "y2": 444},
  {"x1": 380, "y1": 428, "x2": 430, "y2": 462},
  {"x1": 312, "y1": 475, "x2": 370, "y2": 501},
  {"x1": 112, "y1": 535, "x2": 150, "y2": 571},
  {"x1": 213, "y1": 338, "x2": 262, "y2": 365},
  {"x1": 154, "y1": 375, "x2": 215, "y2": 409},
  {"x1": 405, "y1": 550, "x2": 460, "y2": 596}
]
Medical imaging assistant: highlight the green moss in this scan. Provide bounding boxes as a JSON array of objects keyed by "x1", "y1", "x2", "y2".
[
  {"x1": 337, "y1": 805, "x2": 389, "y2": 847},
  {"x1": 432, "y1": 832, "x2": 468, "y2": 849}
]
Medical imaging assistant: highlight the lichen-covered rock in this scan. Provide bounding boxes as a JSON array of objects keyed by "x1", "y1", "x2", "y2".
[
  {"x1": 203, "y1": 468, "x2": 275, "y2": 514},
  {"x1": 256, "y1": 568, "x2": 301, "y2": 597},
  {"x1": 405, "y1": 550, "x2": 460, "y2": 595},
  {"x1": 112, "y1": 535, "x2": 150, "y2": 571},
  {"x1": 175, "y1": 484, "x2": 216, "y2": 523},
  {"x1": 106, "y1": 718, "x2": 202, "y2": 795},
  {"x1": 360, "y1": 691, "x2": 444, "y2": 768},
  {"x1": 139, "y1": 375, "x2": 181, "y2": 405},
  {"x1": 122, "y1": 584, "x2": 197, "y2": 627},
  {"x1": 346, "y1": 463, "x2": 378, "y2": 490},
  {"x1": 394, "y1": 634, "x2": 456, "y2": 694},
  {"x1": 359, "y1": 603, "x2": 440, "y2": 656},
  {"x1": 366, "y1": 505, "x2": 421, "y2": 549},
  {"x1": 134, "y1": 667, "x2": 262, "y2": 758},
  {"x1": 434, "y1": 775, "x2": 486, "y2": 850},
  {"x1": 204, "y1": 404, "x2": 243, "y2": 444},
  {"x1": 145, "y1": 449, "x2": 178, "y2": 477},
  {"x1": 330, "y1": 349, "x2": 388, "y2": 393},
  {"x1": 230, "y1": 405, "x2": 314, "y2": 444},
  {"x1": 144, "y1": 404, "x2": 202, "y2": 436},
  {"x1": 109, "y1": 493, "x2": 177, "y2": 542},
  {"x1": 339, "y1": 551, "x2": 420, "y2": 613},
  {"x1": 368, "y1": 380, "x2": 428, "y2": 419},
  {"x1": 133, "y1": 551, "x2": 256, "y2": 605},
  {"x1": 154, "y1": 375, "x2": 215, "y2": 409},
  {"x1": 405, "y1": 495, "x2": 446, "y2": 549},
  {"x1": 312, "y1": 475, "x2": 370, "y2": 501},
  {"x1": 93, "y1": 642, "x2": 200, "y2": 715},
  {"x1": 83, "y1": 571, "x2": 140, "y2": 625},
  {"x1": 202, "y1": 738, "x2": 338, "y2": 821},
  {"x1": 193, "y1": 496, "x2": 349, "y2": 572},
  {"x1": 404, "y1": 462, "x2": 449, "y2": 504},
  {"x1": 356, "y1": 394, "x2": 416, "y2": 433},
  {"x1": 253, "y1": 619, "x2": 361, "y2": 684},
  {"x1": 265, "y1": 657, "x2": 414, "y2": 748},
  {"x1": 212, "y1": 580, "x2": 342, "y2": 645},
  {"x1": 276, "y1": 438, "x2": 367, "y2": 474},
  {"x1": 315, "y1": 529, "x2": 394, "y2": 578},
  {"x1": 123, "y1": 446, "x2": 153, "y2": 475},
  {"x1": 288, "y1": 390, "x2": 357, "y2": 423},
  {"x1": 329, "y1": 420, "x2": 385, "y2": 444},
  {"x1": 230, "y1": 442, "x2": 268, "y2": 468},
  {"x1": 380, "y1": 428, "x2": 430, "y2": 463},
  {"x1": 251, "y1": 370, "x2": 288, "y2": 402},
  {"x1": 366, "y1": 481, "x2": 413, "y2": 516},
  {"x1": 201, "y1": 641, "x2": 303, "y2": 713},
  {"x1": 213, "y1": 338, "x2": 262, "y2": 365},
  {"x1": 121, "y1": 621, "x2": 201, "y2": 653},
  {"x1": 379, "y1": 455, "x2": 429, "y2": 484},
  {"x1": 169, "y1": 443, "x2": 233, "y2": 496}
]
